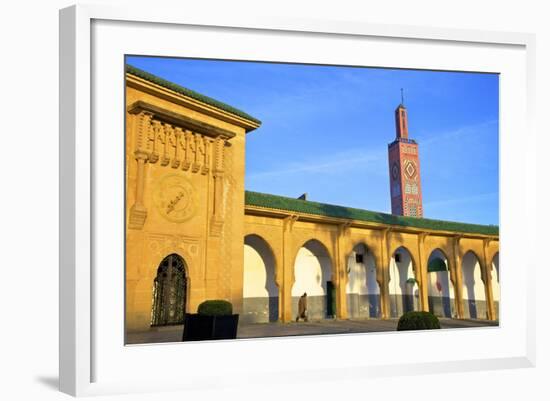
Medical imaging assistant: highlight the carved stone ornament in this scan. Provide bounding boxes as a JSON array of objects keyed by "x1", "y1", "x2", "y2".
[
  {"x1": 128, "y1": 204, "x2": 148, "y2": 230},
  {"x1": 152, "y1": 174, "x2": 197, "y2": 223}
]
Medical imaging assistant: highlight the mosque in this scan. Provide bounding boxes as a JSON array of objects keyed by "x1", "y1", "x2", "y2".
[{"x1": 124, "y1": 64, "x2": 499, "y2": 334}]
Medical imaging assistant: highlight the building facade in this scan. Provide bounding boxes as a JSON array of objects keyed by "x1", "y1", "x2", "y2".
[{"x1": 125, "y1": 65, "x2": 500, "y2": 333}]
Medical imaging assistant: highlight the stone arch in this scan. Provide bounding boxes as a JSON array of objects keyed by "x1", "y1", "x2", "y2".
[
  {"x1": 292, "y1": 239, "x2": 334, "y2": 320},
  {"x1": 389, "y1": 246, "x2": 419, "y2": 317},
  {"x1": 345, "y1": 242, "x2": 380, "y2": 318},
  {"x1": 488, "y1": 247, "x2": 499, "y2": 268},
  {"x1": 426, "y1": 248, "x2": 455, "y2": 318},
  {"x1": 242, "y1": 234, "x2": 279, "y2": 323},
  {"x1": 243, "y1": 227, "x2": 282, "y2": 286},
  {"x1": 461, "y1": 250, "x2": 487, "y2": 319},
  {"x1": 149, "y1": 243, "x2": 195, "y2": 294},
  {"x1": 150, "y1": 253, "x2": 188, "y2": 326}
]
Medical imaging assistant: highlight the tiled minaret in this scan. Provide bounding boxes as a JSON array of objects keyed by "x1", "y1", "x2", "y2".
[{"x1": 388, "y1": 92, "x2": 423, "y2": 217}]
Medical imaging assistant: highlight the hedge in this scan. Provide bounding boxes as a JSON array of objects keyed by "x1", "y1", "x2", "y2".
[
  {"x1": 197, "y1": 300, "x2": 233, "y2": 316},
  {"x1": 397, "y1": 311, "x2": 441, "y2": 331}
]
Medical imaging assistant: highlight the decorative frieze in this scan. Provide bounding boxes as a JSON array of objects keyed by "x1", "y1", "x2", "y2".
[
  {"x1": 145, "y1": 118, "x2": 213, "y2": 175},
  {"x1": 126, "y1": 101, "x2": 234, "y2": 231},
  {"x1": 127, "y1": 100, "x2": 234, "y2": 176}
]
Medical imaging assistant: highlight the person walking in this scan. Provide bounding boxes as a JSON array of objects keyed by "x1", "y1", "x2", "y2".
[{"x1": 296, "y1": 292, "x2": 308, "y2": 322}]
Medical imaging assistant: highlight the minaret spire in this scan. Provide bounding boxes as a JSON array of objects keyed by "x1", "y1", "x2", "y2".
[
  {"x1": 388, "y1": 99, "x2": 423, "y2": 218},
  {"x1": 395, "y1": 95, "x2": 408, "y2": 139}
]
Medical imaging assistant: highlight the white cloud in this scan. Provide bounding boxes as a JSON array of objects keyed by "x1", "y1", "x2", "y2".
[
  {"x1": 424, "y1": 192, "x2": 498, "y2": 209},
  {"x1": 420, "y1": 119, "x2": 498, "y2": 146},
  {"x1": 247, "y1": 148, "x2": 385, "y2": 180}
]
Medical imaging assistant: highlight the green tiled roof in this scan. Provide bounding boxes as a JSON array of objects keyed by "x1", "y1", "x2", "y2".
[
  {"x1": 245, "y1": 191, "x2": 499, "y2": 236},
  {"x1": 126, "y1": 64, "x2": 261, "y2": 125}
]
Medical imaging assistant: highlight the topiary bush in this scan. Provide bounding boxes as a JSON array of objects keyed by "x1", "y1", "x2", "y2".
[
  {"x1": 197, "y1": 300, "x2": 233, "y2": 316},
  {"x1": 397, "y1": 311, "x2": 441, "y2": 331}
]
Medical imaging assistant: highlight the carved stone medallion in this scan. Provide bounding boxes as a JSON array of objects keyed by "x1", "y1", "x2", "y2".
[{"x1": 152, "y1": 174, "x2": 196, "y2": 223}]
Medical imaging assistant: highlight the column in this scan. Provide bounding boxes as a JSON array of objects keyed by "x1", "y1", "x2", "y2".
[
  {"x1": 377, "y1": 228, "x2": 391, "y2": 319},
  {"x1": 281, "y1": 215, "x2": 298, "y2": 322},
  {"x1": 452, "y1": 236, "x2": 465, "y2": 319},
  {"x1": 335, "y1": 223, "x2": 351, "y2": 320},
  {"x1": 417, "y1": 233, "x2": 430, "y2": 312},
  {"x1": 128, "y1": 110, "x2": 153, "y2": 230},
  {"x1": 482, "y1": 239, "x2": 496, "y2": 321},
  {"x1": 210, "y1": 137, "x2": 225, "y2": 236}
]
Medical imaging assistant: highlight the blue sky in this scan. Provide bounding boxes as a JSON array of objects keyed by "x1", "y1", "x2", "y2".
[{"x1": 127, "y1": 56, "x2": 499, "y2": 226}]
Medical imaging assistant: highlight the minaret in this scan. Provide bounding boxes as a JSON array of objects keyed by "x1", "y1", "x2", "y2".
[{"x1": 388, "y1": 90, "x2": 423, "y2": 217}]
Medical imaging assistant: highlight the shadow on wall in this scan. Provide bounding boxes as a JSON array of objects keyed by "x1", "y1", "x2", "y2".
[
  {"x1": 462, "y1": 251, "x2": 481, "y2": 319},
  {"x1": 243, "y1": 235, "x2": 279, "y2": 323},
  {"x1": 427, "y1": 249, "x2": 455, "y2": 318},
  {"x1": 292, "y1": 239, "x2": 332, "y2": 320},
  {"x1": 346, "y1": 243, "x2": 381, "y2": 318},
  {"x1": 390, "y1": 247, "x2": 418, "y2": 317}
]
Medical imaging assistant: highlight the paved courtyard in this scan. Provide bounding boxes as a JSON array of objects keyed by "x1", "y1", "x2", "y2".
[{"x1": 126, "y1": 318, "x2": 498, "y2": 345}]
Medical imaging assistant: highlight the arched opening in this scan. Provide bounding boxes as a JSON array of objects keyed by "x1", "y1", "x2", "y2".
[
  {"x1": 427, "y1": 249, "x2": 455, "y2": 318},
  {"x1": 491, "y1": 252, "x2": 500, "y2": 319},
  {"x1": 346, "y1": 243, "x2": 380, "y2": 318},
  {"x1": 461, "y1": 251, "x2": 487, "y2": 319},
  {"x1": 292, "y1": 239, "x2": 333, "y2": 320},
  {"x1": 243, "y1": 235, "x2": 279, "y2": 323},
  {"x1": 151, "y1": 254, "x2": 187, "y2": 326},
  {"x1": 389, "y1": 247, "x2": 418, "y2": 317}
]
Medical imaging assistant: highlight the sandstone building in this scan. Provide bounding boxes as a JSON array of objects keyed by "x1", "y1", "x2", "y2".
[{"x1": 125, "y1": 65, "x2": 500, "y2": 334}]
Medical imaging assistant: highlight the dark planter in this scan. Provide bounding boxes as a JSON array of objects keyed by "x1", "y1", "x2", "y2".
[{"x1": 182, "y1": 313, "x2": 239, "y2": 341}]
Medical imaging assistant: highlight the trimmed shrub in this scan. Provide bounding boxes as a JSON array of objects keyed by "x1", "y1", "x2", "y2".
[
  {"x1": 197, "y1": 300, "x2": 233, "y2": 317},
  {"x1": 397, "y1": 311, "x2": 441, "y2": 331}
]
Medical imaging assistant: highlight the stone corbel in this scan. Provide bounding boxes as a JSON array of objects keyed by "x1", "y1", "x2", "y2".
[
  {"x1": 191, "y1": 134, "x2": 202, "y2": 173},
  {"x1": 160, "y1": 123, "x2": 173, "y2": 166},
  {"x1": 181, "y1": 130, "x2": 193, "y2": 171},
  {"x1": 201, "y1": 137, "x2": 211, "y2": 175},
  {"x1": 283, "y1": 214, "x2": 299, "y2": 233},
  {"x1": 171, "y1": 127, "x2": 182, "y2": 169},
  {"x1": 338, "y1": 220, "x2": 353, "y2": 237}
]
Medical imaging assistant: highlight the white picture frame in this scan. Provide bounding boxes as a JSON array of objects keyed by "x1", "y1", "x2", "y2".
[{"x1": 59, "y1": 4, "x2": 536, "y2": 397}]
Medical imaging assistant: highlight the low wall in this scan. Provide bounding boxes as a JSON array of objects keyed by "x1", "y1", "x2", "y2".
[
  {"x1": 428, "y1": 295, "x2": 455, "y2": 318},
  {"x1": 242, "y1": 297, "x2": 279, "y2": 323},
  {"x1": 347, "y1": 294, "x2": 381, "y2": 318}
]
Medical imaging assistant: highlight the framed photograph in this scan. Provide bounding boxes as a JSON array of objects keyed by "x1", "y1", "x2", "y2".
[{"x1": 59, "y1": 4, "x2": 536, "y2": 397}]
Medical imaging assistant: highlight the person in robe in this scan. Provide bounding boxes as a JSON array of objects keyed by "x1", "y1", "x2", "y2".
[{"x1": 296, "y1": 292, "x2": 308, "y2": 322}]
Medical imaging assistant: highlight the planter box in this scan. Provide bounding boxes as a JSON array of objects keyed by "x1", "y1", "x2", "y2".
[{"x1": 182, "y1": 313, "x2": 239, "y2": 341}]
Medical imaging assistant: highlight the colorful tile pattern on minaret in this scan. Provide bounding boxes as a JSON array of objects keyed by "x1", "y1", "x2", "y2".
[{"x1": 388, "y1": 101, "x2": 424, "y2": 217}]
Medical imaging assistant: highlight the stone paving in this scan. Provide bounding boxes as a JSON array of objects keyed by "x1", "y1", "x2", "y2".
[{"x1": 126, "y1": 317, "x2": 498, "y2": 345}]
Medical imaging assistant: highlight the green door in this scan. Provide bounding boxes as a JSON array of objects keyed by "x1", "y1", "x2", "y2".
[{"x1": 326, "y1": 281, "x2": 336, "y2": 318}]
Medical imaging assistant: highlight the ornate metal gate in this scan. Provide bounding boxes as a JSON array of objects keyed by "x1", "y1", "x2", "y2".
[{"x1": 151, "y1": 254, "x2": 187, "y2": 326}]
